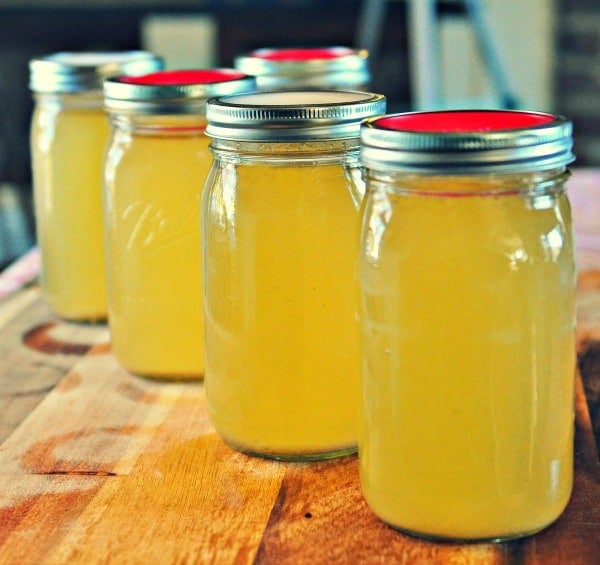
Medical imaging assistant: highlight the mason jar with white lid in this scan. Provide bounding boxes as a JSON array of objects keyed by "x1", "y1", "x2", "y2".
[
  {"x1": 358, "y1": 109, "x2": 576, "y2": 541},
  {"x1": 203, "y1": 89, "x2": 386, "y2": 460},
  {"x1": 29, "y1": 51, "x2": 163, "y2": 321},
  {"x1": 234, "y1": 46, "x2": 370, "y2": 91}
]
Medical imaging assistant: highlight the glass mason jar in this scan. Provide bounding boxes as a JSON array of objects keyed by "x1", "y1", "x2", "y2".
[
  {"x1": 29, "y1": 51, "x2": 163, "y2": 322},
  {"x1": 358, "y1": 110, "x2": 576, "y2": 541},
  {"x1": 234, "y1": 47, "x2": 370, "y2": 91},
  {"x1": 203, "y1": 90, "x2": 386, "y2": 459},
  {"x1": 103, "y1": 69, "x2": 256, "y2": 380}
]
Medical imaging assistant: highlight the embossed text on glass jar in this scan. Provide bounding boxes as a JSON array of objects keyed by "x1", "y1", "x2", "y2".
[{"x1": 103, "y1": 70, "x2": 256, "y2": 380}]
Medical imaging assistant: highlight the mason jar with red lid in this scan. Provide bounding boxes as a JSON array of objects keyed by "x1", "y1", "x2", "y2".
[
  {"x1": 103, "y1": 69, "x2": 256, "y2": 380},
  {"x1": 358, "y1": 109, "x2": 576, "y2": 541}
]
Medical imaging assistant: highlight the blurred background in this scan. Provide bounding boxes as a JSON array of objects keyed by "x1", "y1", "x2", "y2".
[{"x1": 0, "y1": 0, "x2": 598, "y2": 269}]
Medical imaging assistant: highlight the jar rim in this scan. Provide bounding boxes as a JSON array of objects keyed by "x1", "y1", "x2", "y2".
[
  {"x1": 234, "y1": 46, "x2": 370, "y2": 89},
  {"x1": 29, "y1": 51, "x2": 163, "y2": 94},
  {"x1": 239, "y1": 46, "x2": 367, "y2": 64},
  {"x1": 360, "y1": 110, "x2": 575, "y2": 174},
  {"x1": 103, "y1": 69, "x2": 257, "y2": 115},
  {"x1": 206, "y1": 90, "x2": 386, "y2": 141}
]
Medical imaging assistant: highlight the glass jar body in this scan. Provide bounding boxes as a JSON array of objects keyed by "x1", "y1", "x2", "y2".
[
  {"x1": 31, "y1": 92, "x2": 108, "y2": 321},
  {"x1": 358, "y1": 168, "x2": 576, "y2": 540},
  {"x1": 203, "y1": 139, "x2": 364, "y2": 459},
  {"x1": 103, "y1": 113, "x2": 210, "y2": 379}
]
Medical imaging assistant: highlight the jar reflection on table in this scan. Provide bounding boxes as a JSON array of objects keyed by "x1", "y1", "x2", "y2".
[
  {"x1": 358, "y1": 110, "x2": 576, "y2": 541},
  {"x1": 29, "y1": 51, "x2": 163, "y2": 322},
  {"x1": 103, "y1": 70, "x2": 256, "y2": 380},
  {"x1": 203, "y1": 90, "x2": 386, "y2": 459}
]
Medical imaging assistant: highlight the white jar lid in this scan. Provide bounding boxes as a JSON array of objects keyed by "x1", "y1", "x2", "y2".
[{"x1": 29, "y1": 51, "x2": 163, "y2": 94}]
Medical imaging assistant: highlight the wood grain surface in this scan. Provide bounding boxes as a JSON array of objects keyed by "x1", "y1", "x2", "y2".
[{"x1": 0, "y1": 169, "x2": 598, "y2": 564}]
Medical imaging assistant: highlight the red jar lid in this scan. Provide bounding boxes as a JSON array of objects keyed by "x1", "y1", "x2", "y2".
[
  {"x1": 375, "y1": 110, "x2": 555, "y2": 133},
  {"x1": 121, "y1": 69, "x2": 248, "y2": 85},
  {"x1": 104, "y1": 68, "x2": 257, "y2": 115},
  {"x1": 249, "y1": 47, "x2": 358, "y2": 62},
  {"x1": 360, "y1": 110, "x2": 574, "y2": 174},
  {"x1": 234, "y1": 46, "x2": 370, "y2": 90}
]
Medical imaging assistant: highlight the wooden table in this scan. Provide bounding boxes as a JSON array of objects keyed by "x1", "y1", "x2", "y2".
[{"x1": 1, "y1": 169, "x2": 599, "y2": 564}]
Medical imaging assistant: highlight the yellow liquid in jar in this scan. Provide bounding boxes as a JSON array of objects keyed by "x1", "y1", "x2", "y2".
[
  {"x1": 203, "y1": 159, "x2": 363, "y2": 458},
  {"x1": 358, "y1": 178, "x2": 576, "y2": 540},
  {"x1": 104, "y1": 122, "x2": 209, "y2": 379},
  {"x1": 31, "y1": 103, "x2": 108, "y2": 321}
]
